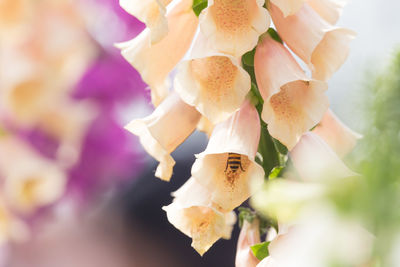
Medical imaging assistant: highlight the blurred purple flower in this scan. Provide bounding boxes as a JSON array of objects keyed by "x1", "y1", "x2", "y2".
[{"x1": 73, "y1": 52, "x2": 147, "y2": 107}]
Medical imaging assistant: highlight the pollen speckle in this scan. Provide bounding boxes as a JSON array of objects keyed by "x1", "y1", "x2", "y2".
[
  {"x1": 210, "y1": 0, "x2": 256, "y2": 35},
  {"x1": 191, "y1": 56, "x2": 237, "y2": 101}
]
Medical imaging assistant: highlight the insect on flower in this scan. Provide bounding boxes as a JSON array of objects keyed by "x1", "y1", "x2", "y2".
[{"x1": 225, "y1": 152, "x2": 245, "y2": 173}]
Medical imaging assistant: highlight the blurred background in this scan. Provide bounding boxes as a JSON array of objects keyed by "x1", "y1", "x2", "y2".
[{"x1": 0, "y1": 0, "x2": 400, "y2": 266}]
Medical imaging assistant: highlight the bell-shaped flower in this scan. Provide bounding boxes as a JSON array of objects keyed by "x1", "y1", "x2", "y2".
[
  {"x1": 307, "y1": 0, "x2": 347, "y2": 25},
  {"x1": 313, "y1": 109, "x2": 362, "y2": 157},
  {"x1": 0, "y1": 136, "x2": 66, "y2": 213},
  {"x1": 254, "y1": 34, "x2": 329, "y2": 150},
  {"x1": 269, "y1": 0, "x2": 305, "y2": 17},
  {"x1": 120, "y1": 0, "x2": 172, "y2": 43},
  {"x1": 191, "y1": 100, "x2": 264, "y2": 211},
  {"x1": 269, "y1": 3, "x2": 355, "y2": 81},
  {"x1": 125, "y1": 93, "x2": 201, "y2": 181},
  {"x1": 163, "y1": 178, "x2": 236, "y2": 256},
  {"x1": 118, "y1": 0, "x2": 198, "y2": 106},
  {"x1": 290, "y1": 132, "x2": 357, "y2": 182},
  {"x1": 199, "y1": 0, "x2": 270, "y2": 57},
  {"x1": 236, "y1": 219, "x2": 261, "y2": 267},
  {"x1": 174, "y1": 33, "x2": 252, "y2": 123}
]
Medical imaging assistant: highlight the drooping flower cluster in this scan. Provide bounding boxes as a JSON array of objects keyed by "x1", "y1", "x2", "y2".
[{"x1": 119, "y1": 0, "x2": 359, "y2": 257}]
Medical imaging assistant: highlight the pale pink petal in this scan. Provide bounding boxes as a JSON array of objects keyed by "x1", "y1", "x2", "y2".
[
  {"x1": 118, "y1": 0, "x2": 198, "y2": 106},
  {"x1": 270, "y1": 0, "x2": 305, "y2": 17},
  {"x1": 313, "y1": 109, "x2": 362, "y2": 157},
  {"x1": 306, "y1": 0, "x2": 347, "y2": 25},
  {"x1": 270, "y1": 3, "x2": 355, "y2": 81},
  {"x1": 236, "y1": 220, "x2": 261, "y2": 267},
  {"x1": 119, "y1": 0, "x2": 172, "y2": 43},
  {"x1": 254, "y1": 34, "x2": 329, "y2": 149},
  {"x1": 174, "y1": 51, "x2": 251, "y2": 124},
  {"x1": 191, "y1": 100, "x2": 264, "y2": 211},
  {"x1": 163, "y1": 178, "x2": 236, "y2": 255},
  {"x1": 125, "y1": 93, "x2": 201, "y2": 181},
  {"x1": 290, "y1": 132, "x2": 357, "y2": 182},
  {"x1": 199, "y1": 0, "x2": 270, "y2": 57},
  {"x1": 256, "y1": 257, "x2": 278, "y2": 267}
]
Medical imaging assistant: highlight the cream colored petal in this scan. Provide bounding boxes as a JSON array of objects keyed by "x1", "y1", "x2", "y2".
[
  {"x1": 197, "y1": 116, "x2": 214, "y2": 138},
  {"x1": 120, "y1": 0, "x2": 172, "y2": 43},
  {"x1": 174, "y1": 54, "x2": 251, "y2": 124},
  {"x1": 119, "y1": 0, "x2": 198, "y2": 106},
  {"x1": 257, "y1": 257, "x2": 278, "y2": 267},
  {"x1": 0, "y1": 137, "x2": 66, "y2": 213},
  {"x1": 163, "y1": 178, "x2": 236, "y2": 255},
  {"x1": 254, "y1": 35, "x2": 329, "y2": 150},
  {"x1": 269, "y1": 0, "x2": 305, "y2": 17},
  {"x1": 236, "y1": 220, "x2": 261, "y2": 267},
  {"x1": 125, "y1": 93, "x2": 201, "y2": 181},
  {"x1": 311, "y1": 27, "x2": 356, "y2": 80},
  {"x1": 199, "y1": 0, "x2": 270, "y2": 57},
  {"x1": 192, "y1": 101, "x2": 264, "y2": 211},
  {"x1": 290, "y1": 132, "x2": 357, "y2": 182},
  {"x1": 313, "y1": 109, "x2": 362, "y2": 157},
  {"x1": 306, "y1": 0, "x2": 347, "y2": 25},
  {"x1": 270, "y1": 3, "x2": 355, "y2": 81}
]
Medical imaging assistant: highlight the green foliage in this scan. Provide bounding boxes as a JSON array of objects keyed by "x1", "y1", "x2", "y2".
[
  {"x1": 192, "y1": 0, "x2": 207, "y2": 16},
  {"x1": 331, "y1": 49, "x2": 400, "y2": 264},
  {"x1": 251, "y1": 242, "x2": 270, "y2": 261},
  {"x1": 238, "y1": 207, "x2": 277, "y2": 236},
  {"x1": 267, "y1": 28, "x2": 283, "y2": 44}
]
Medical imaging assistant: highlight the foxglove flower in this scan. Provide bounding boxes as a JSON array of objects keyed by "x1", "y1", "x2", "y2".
[
  {"x1": 174, "y1": 34, "x2": 251, "y2": 123},
  {"x1": 269, "y1": 2, "x2": 355, "y2": 81},
  {"x1": 313, "y1": 109, "x2": 362, "y2": 157},
  {"x1": 236, "y1": 219, "x2": 261, "y2": 267},
  {"x1": 199, "y1": 0, "x2": 270, "y2": 57},
  {"x1": 119, "y1": 0, "x2": 172, "y2": 43},
  {"x1": 125, "y1": 93, "x2": 201, "y2": 181},
  {"x1": 163, "y1": 178, "x2": 236, "y2": 255},
  {"x1": 254, "y1": 34, "x2": 329, "y2": 149},
  {"x1": 118, "y1": 0, "x2": 198, "y2": 106},
  {"x1": 191, "y1": 100, "x2": 264, "y2": 211}
]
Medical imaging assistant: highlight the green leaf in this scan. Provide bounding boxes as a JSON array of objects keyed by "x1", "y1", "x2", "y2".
[
  {"x1": 192, "y1": 0, "x2": 208, "y2": 16},
  {"x1": 251, "y1": 242, "x2": 270, "y2": 261},
  {"x1": 238, "y1": 207, "x2": 256, "y2": 228},
  {"x1": 269, "y1": 166, "x2": 283, "y2": 179},
  {"x1": 267, "y1": 28, "x2": 283, "y2": 44},
  {"x1": 242, "y1": 48, "x2": 256, "y2": 66}
]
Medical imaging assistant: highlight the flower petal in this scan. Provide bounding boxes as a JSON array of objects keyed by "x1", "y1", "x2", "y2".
[
  {"x1": 290, "y1": 132, "x2": 357, "y2": 182},
  {"x1": 118, "y1": 0, "x2": 198, "y2": 106},
  {"x1": 191, "y1": 100, "x2": 264, "y2": 211},
  {"x1": 125, "y1": 93, "x2": 201, "y2": 181},
  {"x1": 175, "y1": 52, "x2": 251, "y2": 124},
  {"x1": 254, "y1": 34, "x2": 329, "y2": 149},
  {"x1": 199, "y1": 0, "x2": 270, "y2": 57},
  {"x1": 270, "y1": 3, "x2": 355, "y2": 81},
  {"x1": 163, "y1": 178, "x2": 236, "y2": 256},
  {"x1": 236, "y1": 219, "x2": 261, "y2": 267},
  {"x1": 306, "y1": 0, "x2": 347, "y2": 25},
  {"x1": 313, "y1": 109, "x2": 362, "y2": 157},
  {"x1": 269, "y1": 0, "x2": 305, "y2": 17},
  {"x1": 119, "y1": 0, "x2": 172, "y2": 43}
]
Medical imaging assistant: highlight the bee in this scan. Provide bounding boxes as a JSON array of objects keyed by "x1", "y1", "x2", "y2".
[{"x1": 224, "y1": 152, "x2": 245, "y2": 173}]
